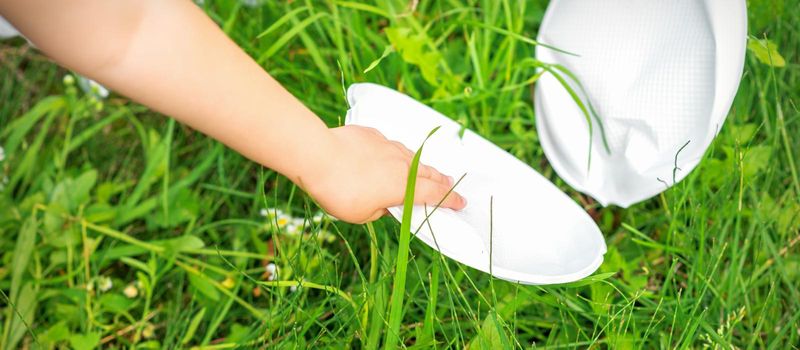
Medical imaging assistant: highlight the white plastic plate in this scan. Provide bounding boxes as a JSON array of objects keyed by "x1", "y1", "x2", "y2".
[
  {"x1": 0, "y1": 16, "x2": 20, "y2": 39},
  {"x1": 346, "y1": 83, "x2": 607, "y2": 285},
  {"x1": 535, "y1": 0, "x2": 748, "y2": 207}
]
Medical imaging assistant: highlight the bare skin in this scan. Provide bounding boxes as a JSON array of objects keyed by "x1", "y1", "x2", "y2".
[{"x1": 0, "y1": 0, "x2": 466, "y2": 223}]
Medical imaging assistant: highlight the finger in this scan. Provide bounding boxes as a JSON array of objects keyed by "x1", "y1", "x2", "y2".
[
  {"x1": 413, "y1": 177, "x2": 467, "y2": 210},
  {"x1": 362, "y1": 126, "x2": 386, "y2": 139},
  {"x1": 389, "y1": 142, "x2": 451, "y2": 186},
  {"x1": 424, "y1": 165, "x2": 450, "y2": 185},
  {"x1": 417, "y1": 164, "x2": 450, "y2": 186},
  {"x1": 390, "y1": 141, "x2": 413, "y2": 158}
]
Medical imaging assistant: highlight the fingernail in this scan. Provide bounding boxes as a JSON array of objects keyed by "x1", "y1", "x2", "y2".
[
  {"x1": 447, "y1": 176, "x2": 454, "y2": 186},
  {"x1": 460, "y1": 195, "x2": 467, "y2": 208}
]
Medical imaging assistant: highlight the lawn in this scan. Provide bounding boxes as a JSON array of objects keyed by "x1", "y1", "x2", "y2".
[{"x1": 1, "y1": 0, "x2": 798, "y2": 348}]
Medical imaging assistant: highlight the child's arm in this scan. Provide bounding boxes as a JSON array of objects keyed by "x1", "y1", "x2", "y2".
[{"x1": 0, "y1": 0, "x2": 465, "y2": 223}]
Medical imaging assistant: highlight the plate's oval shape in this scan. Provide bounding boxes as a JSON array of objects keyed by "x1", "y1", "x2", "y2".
[
  {"x1": 535, "y1": 0, "x2": 747, "y2": 207},
  {"x1": 346, "y1": 83, "x2": 607, "y2": 285}
]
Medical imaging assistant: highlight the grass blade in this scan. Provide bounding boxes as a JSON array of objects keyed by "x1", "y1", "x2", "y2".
[{"x1": 384, "y1": 126, "x2": 440, "y2": 349}]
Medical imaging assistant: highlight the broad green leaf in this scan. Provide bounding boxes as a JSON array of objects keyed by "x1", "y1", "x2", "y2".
[
  {"x1": 10, "y1": 216, "x2": 37, "y2": 302},
  {"x1": 160, "y1": 235, "x2": 205, "y2": 253},
  {"x1": 5, "y1": 282, "x2": 38, "y2": 350},
  {"x1": 189, "y1": 273, "x2": 221, "y2": 301},
  {"x1": 84, "y1": 203, "x2": 118, "y2": 223},
  {"x1": 68, "y1": 332, "x2": 101, "y2": 350},
  {"x1": 42, "y1": 218, "x2": 80, "y2": 248},
  {"x1": 97, "y1": 293, "x2": 135, "y2": 315},
  {"x1": 468, "y1": 313, "x2": 511, "y2": 350},
  {"x1": 748, "y1": 38, "x2": 786, "y2": 67},
  {"x1": 39, "y1": 321, "x2": 71, "y2": 344},
  {"x1": 385, "y1": 27, "x2": 443, "y2": 87},
  {"x1": 227, "y1": 323, "x2": 250, "y2": 343},
  {"x1": 68, "y1": 169, "x2": 98, "y2": 208},
  {"x1": 95, "y1": 182, "x2": 116, "y2": 204},
  {"x1": 730, "y1": 123, "x2": 758, "y2": 144},
  {"x1": 743, "y1": 145, "x2": 772, "y2": 178},
  {"x1": 149, "y1": 188, "x2": 200, "y2": 229}
]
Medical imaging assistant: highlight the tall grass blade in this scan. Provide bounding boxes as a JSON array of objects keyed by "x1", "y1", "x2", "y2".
[{"x1": 384, "y1": 126, "x2": 440, "y2": 349}]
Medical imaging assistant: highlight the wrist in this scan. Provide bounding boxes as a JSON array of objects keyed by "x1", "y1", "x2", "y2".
[{"x1": 283, "y1": 125, "x2": 338, "y2": 193}]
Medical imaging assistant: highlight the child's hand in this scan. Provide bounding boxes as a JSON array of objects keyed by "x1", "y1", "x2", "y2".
[
  {"x1": 0, "y1": 0, "x2": 465, "y2": 225},
  {"x1": 303, "y1": 125, "x2": 466, "y2": 224}
]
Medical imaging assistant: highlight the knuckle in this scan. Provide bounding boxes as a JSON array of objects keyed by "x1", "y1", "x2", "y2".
[{"x1": 368, "y1": 127, "x2": 384, "y2": 138}]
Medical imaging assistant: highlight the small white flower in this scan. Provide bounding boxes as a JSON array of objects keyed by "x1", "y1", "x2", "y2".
[
  {"x1": 290, "y1": 285, "x2": 298, "y2": 293},
  {"x1": 275, "y1": 213, "x2": 292, "y2": 228},
  {"x1": 286, "y1": 218, "x2": 306, "y2": 235},
  {"x1": 97, "y1": 276, "x2": 113, "y2": 292},
  {"x1": 123, "y1": 283, "x2": 138, "y2": 298},
  {"x1": 312, "y1": 212, "x2": 324, "y2": 224},
  {"x1": 265, "y1": 263, "x2": 278, "y2": 281},
  {"x1": 285, "y1": 223, "x2": 299, "y2": 235},
  {"x1": 262, "y1": 207, "x2": 285, "y2": 219},
  {"x1": 0, "y1": 146, "x2": 5, "y2": 162}
]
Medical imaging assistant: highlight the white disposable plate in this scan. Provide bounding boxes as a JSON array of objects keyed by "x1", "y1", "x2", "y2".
[
  {"x1": 0, "y1": 16, "x2": 20, "y2": 39},
  {"x1": 346, "y1": 83, "x2": 607, "y2": 285},
  {"x1": 535, "y1": 0, "x2": 748, "y2": 207}
]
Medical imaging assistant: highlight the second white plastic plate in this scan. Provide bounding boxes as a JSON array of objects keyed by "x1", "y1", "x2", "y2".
[{"x1": 535, "y1": 0, "x2": 747, "y2": 207}]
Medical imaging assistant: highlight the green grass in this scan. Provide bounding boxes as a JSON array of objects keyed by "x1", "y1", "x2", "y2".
[{"x1": 1, "y1": 0, "x2": 799, "y2": 348}]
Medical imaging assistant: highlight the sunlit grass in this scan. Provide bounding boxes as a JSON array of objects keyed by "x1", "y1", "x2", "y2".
[{"x1": 1, "y1": 0, "x2": 799, "y2": 348}]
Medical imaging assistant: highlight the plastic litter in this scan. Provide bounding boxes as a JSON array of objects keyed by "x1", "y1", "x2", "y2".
[
  {"x1": 0, "y1": 16, "x2": 20, "y2": 39},
  {"x1": 346, "y1": 83, "x2": 607, "y2": 285},
  {"x1": 535, "y1": 0, "x2": 748, "y2": 207}
]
